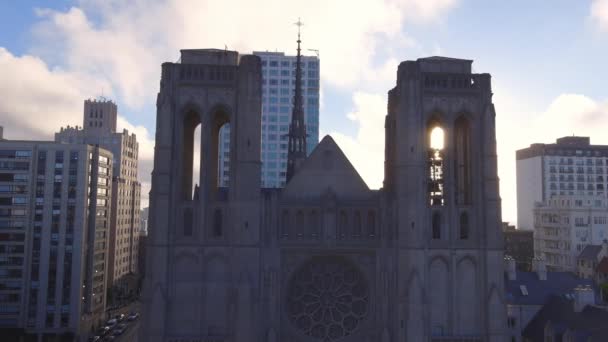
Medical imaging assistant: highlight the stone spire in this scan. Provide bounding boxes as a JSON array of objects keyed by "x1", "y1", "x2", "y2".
[{"x1": 286, "y1": 18, "x2": 308, "y2": 183}]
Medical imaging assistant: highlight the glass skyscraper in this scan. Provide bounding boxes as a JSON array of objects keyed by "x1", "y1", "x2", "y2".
[{"x1": 218, "y1": 51, "x2": 320, "y2": 188}]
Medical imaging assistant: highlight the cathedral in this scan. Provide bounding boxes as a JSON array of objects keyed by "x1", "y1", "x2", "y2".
[{"x1": 140, "y1": 41, "x2": 507, "y2": 341}]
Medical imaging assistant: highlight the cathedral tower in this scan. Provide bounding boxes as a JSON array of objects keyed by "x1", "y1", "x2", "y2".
[
  {"x1": 385, "y1": 57, "x2": 506, "y2": 341},
  {"x1": 140, "y1": 49, "x2": 262, "y2": 341}
]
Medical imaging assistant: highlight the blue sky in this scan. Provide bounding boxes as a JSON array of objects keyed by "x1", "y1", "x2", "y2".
[{"x1": 1, "y1": 0, "x2": 608, "y2": 224}]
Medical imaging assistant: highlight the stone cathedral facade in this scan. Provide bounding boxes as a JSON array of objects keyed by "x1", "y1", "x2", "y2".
[{"x1": 140, "y1": 49, "x2": 507, "y2": 342}]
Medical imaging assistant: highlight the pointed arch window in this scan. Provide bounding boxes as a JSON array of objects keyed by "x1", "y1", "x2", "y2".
[
  {"x1": 183, "y1": 208, "x2": 193, "y2": 237},
  {"x1": 182, "y1": 110, "x2": 201, "y2": 200},
  {"x1": 367, "y1": 211, "x2": 376, "y2": 237},
  {"x1": 213, "y1": 209, "x2": 223, "y2": 237},
  {"x1": 428, "y1": 123, "x2": 445, "y2": 206},
  {"x1": 432, "y1": 212, "x2": 441, "y2": 240},
  {"x1": 353, "y1": 211, "x2": 362, "y2": 237},
  {"x1": 339, "y1": 210, "x2": 348, "y2": 238},
  {"x1": 455, "y1": 116, "x2": 472, "y2": 205},
  {"x1": 296, "y1": 210, "x2": 304, "y2": 237},
  {"x1": 282, "y1": 210, "x2": 290, "y2": 237},
  {"x1": 459, "y1": 212, "x2": 469, "y2": 240},
  {"x1": 308, "y1": 210, "x2": 318, "y2": 237}
]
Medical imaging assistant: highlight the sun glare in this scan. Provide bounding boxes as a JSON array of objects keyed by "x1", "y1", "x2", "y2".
[{"x1": 430, "y1": 126, "x2": 444, "y2": 150}]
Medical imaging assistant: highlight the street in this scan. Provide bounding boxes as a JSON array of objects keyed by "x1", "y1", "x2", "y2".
[{"x1": 112, "y1": 319, "x2": 139, "y2": 342}]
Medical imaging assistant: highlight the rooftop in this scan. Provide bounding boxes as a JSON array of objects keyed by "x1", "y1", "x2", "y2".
[
  {"x1": 522, "y1": 295, "x2": 608, "y2": 342},
  {"x1": 505, "y1": 271, "x2": 597, "y2": 306},
  {"x1": 579, "y1": 245, "x2": 603, "y2": 260}
]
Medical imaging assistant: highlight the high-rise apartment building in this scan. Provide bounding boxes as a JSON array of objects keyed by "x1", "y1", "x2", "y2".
[
  {"x1": 217, "y1": 51, "x2": 320, "y2": 188},
  {"x1": 56, "y1": 99, "x2": 141, "y2": 296},
  {"x1": 517, "y1": 136, "x2": 608, "y2": 230},
  {"x1": 0, "y1": 137, "x2": 112, "y2": 338},
  {"x1": 533, "y1": 195, "x2": 608, "y2": 272}
]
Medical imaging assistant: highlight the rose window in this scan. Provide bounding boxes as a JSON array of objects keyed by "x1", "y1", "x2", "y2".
[{"x1": 287, "y1": 256, "x2": 369, "y2": 341}]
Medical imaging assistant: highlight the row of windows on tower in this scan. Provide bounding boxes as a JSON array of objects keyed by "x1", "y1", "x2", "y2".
[
  {"x1": 89, "y1": 121, "x2": 103, "y2": 128},
  {"x1": 281, "y1": 210, "x2": 377, "y2": 239},
  {"x1": 432, "y1": 212, "x2": 470, "y2": 240},
  {"x1": 89, "y1": 111, "x2": 103, "y2": 119}
]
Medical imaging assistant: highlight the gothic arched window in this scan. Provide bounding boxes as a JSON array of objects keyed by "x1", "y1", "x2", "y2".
[
  {"x1": 339, "y1": 210, "x2": 348, "y2": 238},
  {"x1": 455, "y1": 116, "x2": 472, "y2": 205},
  {"x1": 308, "y1": 210, "x2": 318, "y2": 237},
  {"x1": 459, "y1": 212, "x2": 469, "y2": 240},
  {"x1": 432, "y1": 212, "x2": 441, "y2": 240},
  {"x1": 213, "y1": 209, "x2": 223, "y2": 237},
  {"x1": 282, "y1": 210, "x2": 290, "y2": 237},
  {"x1": 296, "y1": 210, "x2": 304, "y2": 237},
  {"x1": 353, "y1": 211, "x2": 362, "y2": 237},
  {"x1": 367, "y1": 211, "x2": 376, "y2": 237},
  {"x1": 428, "y1": 122, "x2": 445, "y2": 206}
]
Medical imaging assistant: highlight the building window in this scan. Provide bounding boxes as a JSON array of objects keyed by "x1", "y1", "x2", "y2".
[
  {"x1": 459, "y1": 212, "x2": 469, "y2": 240},
  {"x1": 212, "y1": 209, "x2": 223, "y2": 237},
  {"x1": 432, "y1": 212, "x2": 441, "y2": 239},
  {"x1": 428, "y1": 123, "x2": 444, "y2": 206}
]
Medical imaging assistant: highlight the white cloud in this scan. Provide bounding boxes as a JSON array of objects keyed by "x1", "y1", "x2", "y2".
[
  {"x1": 591, "y1": 0, "x2": 608, "y2": 31},
  {"x1": 30, "y1": 0, "x2": 457, "y2": 108},
  {"x1": 0, "y1": 47, "x2": 110, "y2": 139},
  {"x1": 2, "y1": 0, "x2": 459, "y2": 210},
  {"x1": 332, "y1": 92, "x2": 386, "y2": 189},
  {"x1": 0, "y1": 47, "x2": 155, "y2": 206}
]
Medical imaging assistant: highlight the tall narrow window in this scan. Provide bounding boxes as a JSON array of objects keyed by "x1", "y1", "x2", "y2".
[
  {"x1": 432, "y1": 212, "x2": 441, "y2": 239},
  {"x1": 428, "y1": 124, "x2": 445, "y2": 206},
  {"x1": 296, "y1": 211, "x2": 304, "y2": 237},
  {"x1": 182, "y1": 110, "x2": 201, "y2": 200},
  {"x1": 339, "y1": 211, "x2": 348, "y2": 238},
  {"x1": 183, "y1": 208, "x2": 193, "y2": 236},
  {"x1": 455, "y1": 116, "x2": 471, "y2": 205},
  {"x1": 213, "y1": 209, "x2": 223, "y2": 237},
  {"x1": 459, "y1": 212, "x2": 469, "y2": 240},
  {"x1": 367, "y1": 211, "x2": 376, "y2": 237},
  {"x1": 353, "y1": 211, "x2": 362, "y2": 237},
  {"x1": 308, "y1": 210, "x2": 318, "y2": 237},
  {"x1": 282, "y1": 210, "x2": 290, "y2": 237},
  {"x1": 209, "y1": 108, "x2": 230, "y2": 196}
]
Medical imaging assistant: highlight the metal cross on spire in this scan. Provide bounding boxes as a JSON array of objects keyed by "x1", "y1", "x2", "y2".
[{"x1": 295, "y1": 17, "x2": 304, "y2": 40}]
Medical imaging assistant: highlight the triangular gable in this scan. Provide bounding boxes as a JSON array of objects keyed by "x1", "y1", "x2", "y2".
[{"x1": 282, "y1": 135, "x2": 370, "y2": 199}]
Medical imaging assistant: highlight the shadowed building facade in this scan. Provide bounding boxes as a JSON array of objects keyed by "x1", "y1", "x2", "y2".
[{"x1": 140, "y1": 50, "x2": 507, "y2": 342}]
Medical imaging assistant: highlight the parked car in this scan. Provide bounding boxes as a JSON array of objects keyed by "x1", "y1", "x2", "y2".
[
  {"x1": 89, "y1": 337, "x2": 101, "y2": 342},
  {"x1": 127, "y1": 312, "x2": 139, "y2": 321},
  {"x1": 112, "y1": 328, "x2": 125, "y2": 336},
  {"x1": 106, "y1": 318, "x2": 117, "y2": 326},
  {"x1": 102, "y1": 336, "x2": 115, "y2": 341},
  {"x1": 115, "y1": 314, "x2": 125, "y2": 322}
]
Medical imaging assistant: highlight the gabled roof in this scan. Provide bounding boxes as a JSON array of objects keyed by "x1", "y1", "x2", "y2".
[
  {"x1": 522, "y1": 295, "x2": 608, "y2": 342},
  {"x1": 282, "y1": 135, "x2": 371, "y2": 200},
  {"x1": 505, "y1": 271, "x2": 596, "y2": 306},
  {"x1": 579, "y1": 245, "x2": 603, "y2": 260},
  {"x1": 596, "y1": 257, "x2": 608, "y2": 274}
]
